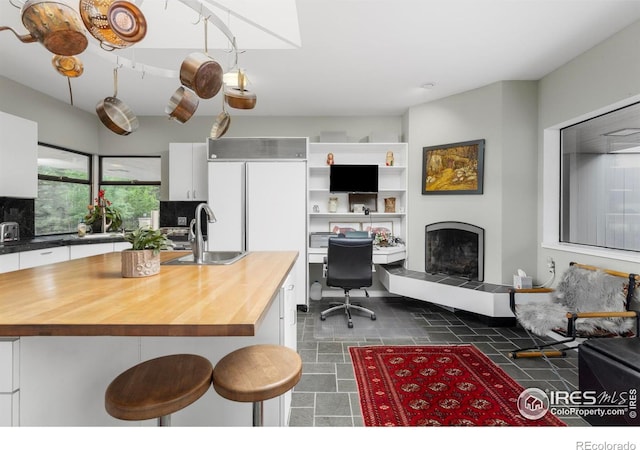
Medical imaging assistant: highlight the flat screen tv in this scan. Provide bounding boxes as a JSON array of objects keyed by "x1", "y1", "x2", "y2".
[{"x1": 329, "y1": 164, "x2": 378, "y2": 193}]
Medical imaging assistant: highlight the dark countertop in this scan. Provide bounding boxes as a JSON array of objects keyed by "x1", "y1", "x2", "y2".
[{"x1": 0, "y1": 234, "x2": 127, "y2": 255}]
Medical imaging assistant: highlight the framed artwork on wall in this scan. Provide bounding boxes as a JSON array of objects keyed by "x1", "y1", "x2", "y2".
[
  {"x1": 422, "y1": 139, "x2": 485, "y2": 195},
  {"x1": 363, "y1": 221, "x2": 393, "y2": 235},
  {"x1": 329, "y1": 222, "x2": 361, "y2": 234}
]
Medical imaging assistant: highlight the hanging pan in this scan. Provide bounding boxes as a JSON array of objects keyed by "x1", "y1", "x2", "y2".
[
  {"x1": 210, "y1": 100, "x2": 230, "y2": 140},
  {"x1": 179, "y1": 19, "x2": 223, "y2": 100},
  {"x1": 224, "y1": 69, "x2": 256, "y2": 110},
  {"x1": 96, "y1": 68, "x2": 139, "y2": 136},
  {"x1": 79, "y1": 0, "x2": 147, "y2": 50},
  {"x1": 165, "y1": 86, "x2": 199, "y2": 124},
  {"x1": 0, "y1": 0, "x2": 88, "y2": 56}
]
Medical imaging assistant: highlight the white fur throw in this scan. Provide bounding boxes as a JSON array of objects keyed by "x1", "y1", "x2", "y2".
[{"x1": 516, "y1": 265, "x2": 636, "y2": 336}]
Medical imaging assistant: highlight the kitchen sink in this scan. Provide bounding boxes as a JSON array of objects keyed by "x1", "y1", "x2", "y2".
[{"x1": 163, "y1": 251, "x2": 248, "y2": 266}]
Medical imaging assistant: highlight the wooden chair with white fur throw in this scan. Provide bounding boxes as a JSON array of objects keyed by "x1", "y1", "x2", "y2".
[{"x1": 508, "y1": 262, "x2": 640, "y2": 359}]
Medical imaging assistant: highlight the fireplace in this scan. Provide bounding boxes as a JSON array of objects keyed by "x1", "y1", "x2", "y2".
[{"x1": 425, "y1": 222, "x2": 484, "y2": 281}]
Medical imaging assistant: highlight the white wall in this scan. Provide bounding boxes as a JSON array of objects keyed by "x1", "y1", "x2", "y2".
[
  {"x1": 405, "y1": 81, "x2": 538, "y2": 285},
  {"x1": 538, "y1": 20, "x2": 640, "y2": 276}
]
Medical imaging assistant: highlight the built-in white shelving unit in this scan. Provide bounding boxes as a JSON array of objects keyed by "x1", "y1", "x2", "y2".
[{"x1": 307, "y1": 142, "x2": 408, "y2": 267}]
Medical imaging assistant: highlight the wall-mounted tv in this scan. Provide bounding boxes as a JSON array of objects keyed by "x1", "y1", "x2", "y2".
[{"x1": 329, "y1": 164, "x2": 379, "y2": 193}]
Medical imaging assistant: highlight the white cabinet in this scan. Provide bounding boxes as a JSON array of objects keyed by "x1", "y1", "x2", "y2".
[
  {"x1": 0, "y1": 338, "x2": 19, "y2": 426},
  {"x1": 19, "y1": 246, "x2": 69, "y2": 269},
  {"x1": 168, "y1": 142, "x2": 208, "y2": 201},
  {"x1": 69, "y1": 243, "x2": 115, "y2": 260},
  {"x1": 113, "y1": 241, "x2": 131, "y2": 252},
  {"x1": 0, "y1": 111, "x2": 38, "y2": 198},
  {"x1": 0, "y1": 253, "x2": 19, "y2": 273},
  {"x1": 208, "y1": 160, "x2": 308, "y2": 307}
]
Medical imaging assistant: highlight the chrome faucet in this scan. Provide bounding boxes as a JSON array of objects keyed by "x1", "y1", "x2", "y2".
[{"x1": 190, "y1": 203, "x2": 217, "y2": 264}]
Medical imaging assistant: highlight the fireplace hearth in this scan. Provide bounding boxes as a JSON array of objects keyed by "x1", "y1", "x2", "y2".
[{"x1": 425, "y1": 222, "x2": 484, "y2": 281}]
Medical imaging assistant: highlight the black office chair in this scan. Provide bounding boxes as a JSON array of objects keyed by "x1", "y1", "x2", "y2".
[{"x1": 320, "y1": 237, "x2": 376, "y2": 328}]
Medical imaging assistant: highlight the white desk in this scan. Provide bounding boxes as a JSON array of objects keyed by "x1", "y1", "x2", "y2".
[{"x1": 308, "y1": 245, "x2": 406, "y2": 264}]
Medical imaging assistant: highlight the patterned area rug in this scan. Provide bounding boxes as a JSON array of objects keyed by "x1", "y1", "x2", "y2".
[{"x1": 350, "y1": 345, "x2": 566, "y2": 426}]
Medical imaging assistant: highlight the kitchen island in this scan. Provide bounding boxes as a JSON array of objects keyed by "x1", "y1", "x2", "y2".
[{"x1": 0, "y1": 251, "x2": 299, "y2": 426}]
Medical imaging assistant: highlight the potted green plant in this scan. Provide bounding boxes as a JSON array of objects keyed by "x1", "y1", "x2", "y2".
[{"x1": 121, "y1": 228, "x2": 172, "y2": 278}]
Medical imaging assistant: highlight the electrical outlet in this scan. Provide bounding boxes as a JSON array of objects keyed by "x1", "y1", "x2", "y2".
[
  {"x1": 178, "y1": 216, "x2": 187, "y2": 226},
  {"x1": 547, "y1": 257, "x2": 555, "y2": 273}
]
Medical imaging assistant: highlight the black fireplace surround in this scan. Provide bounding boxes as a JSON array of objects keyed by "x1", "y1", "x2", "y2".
[{"x1": 425, "y1": 221, "x2": 484, "y2": 281}]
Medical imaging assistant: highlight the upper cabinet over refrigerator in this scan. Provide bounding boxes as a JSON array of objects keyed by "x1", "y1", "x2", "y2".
[{"x1": 207, "y1": 137, "x2": 308, "y2": 308}]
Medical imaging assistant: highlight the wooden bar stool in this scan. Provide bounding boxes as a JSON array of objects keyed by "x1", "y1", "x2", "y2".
[
  {"x1": 105, "y1": 354, "x2": 213, "y2": 426},
  {"x1": 212, "y1": 344, "x2": 302, "y2": 426}
]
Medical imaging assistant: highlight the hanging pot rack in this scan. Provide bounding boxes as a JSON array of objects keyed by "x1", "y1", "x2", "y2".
[{"x1": 1, "y1": 0, "x2": 245, "y2": 134}]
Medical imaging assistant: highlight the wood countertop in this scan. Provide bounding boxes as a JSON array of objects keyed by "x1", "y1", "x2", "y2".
[{"x1": 0, "y1": 251, "x2": 298, "y2": 337}]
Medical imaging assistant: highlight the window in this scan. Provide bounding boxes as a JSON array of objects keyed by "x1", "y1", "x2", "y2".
[
  {"x1": 36, "y1": 144, "x2": 91, "y2": 235},
  {"x1": 560, "y1": 101, "x2": 640, "y2": 252},
  {"x1": 99, "y1": 156, "x2": 161, "y2": 231}
]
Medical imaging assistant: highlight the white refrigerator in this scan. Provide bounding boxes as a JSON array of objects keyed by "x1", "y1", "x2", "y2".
[{"x1": 207, "y1": 153, "x2": 308, "y2": 317}]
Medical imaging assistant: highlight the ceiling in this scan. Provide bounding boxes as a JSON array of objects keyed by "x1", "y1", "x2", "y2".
[{"x1": 2, "y1": 0, "x2": 640, "y2": 120}]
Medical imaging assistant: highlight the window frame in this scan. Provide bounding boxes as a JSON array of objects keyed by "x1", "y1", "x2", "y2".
[
  {"x1": 35, "y1": 142, "x2": 92, "y2": 236},
  {"x1": 98, "y1": 155, "x2": 161, "y2": 231}
]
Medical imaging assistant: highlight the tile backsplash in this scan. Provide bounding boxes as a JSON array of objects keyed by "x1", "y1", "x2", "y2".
[
  {"x1": 160, "y1": 201, "x2": 206, "y2": 235},
  {"x1": 0, "y1": 199, "x2": 205, "y2": 240},
  {"x1": 0, "y1": 197, "x2": 34, "y2": 238}
]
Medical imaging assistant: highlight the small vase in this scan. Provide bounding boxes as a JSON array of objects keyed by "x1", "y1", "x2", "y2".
[
  {"x1": 121, "y1": 250, "x2": 160, "y2": 278},
  {"x1": 328, "y1": 197, "x2": 338, "y2": 213}
]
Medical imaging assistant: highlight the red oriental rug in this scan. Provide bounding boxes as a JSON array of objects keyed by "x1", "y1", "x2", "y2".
[{"x1": 350, "y1": 345, "x2": 566, "y2": 426}]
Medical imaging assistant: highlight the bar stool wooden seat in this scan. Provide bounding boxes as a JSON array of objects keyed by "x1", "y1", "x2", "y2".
[
  {"x1": 105, "y1": 354, "x2": 213, "y2": 426},
  {"x1": 212, "y1": 344, "x2": 302, "y2": 426}
]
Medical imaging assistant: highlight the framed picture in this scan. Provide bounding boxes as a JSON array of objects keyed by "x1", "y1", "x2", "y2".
[
  {"x1": 363, "y1": 221, "x2": 393, "y2": 235},
  {"x1": 329, "y1": 222, "x2": 361, "y2": 234},
  {"x1": 422, "y1": 139, "x2": 485, "y2": 195},
  {"x1": 348, "y1": 193, "x2": 378, "y2": 213}
]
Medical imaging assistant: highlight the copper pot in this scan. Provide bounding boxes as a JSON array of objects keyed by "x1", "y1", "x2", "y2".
[
  {"x1": 224, "y1": 70, "x2": 256, "y2": 110},
  {"x1": 165, "y1": 87, "x2": 199, "y2": 124},
  {"x1": 0, "y1": 0, "x2": 88, "y2": 56},
  {"x1": 179, "y1": 52, "x2": 223, "y2": 100}
]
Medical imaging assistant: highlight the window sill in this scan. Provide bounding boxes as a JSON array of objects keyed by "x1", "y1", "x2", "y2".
[{"x1": 541, "y1": 241, "x2": 640, "y2": 264}]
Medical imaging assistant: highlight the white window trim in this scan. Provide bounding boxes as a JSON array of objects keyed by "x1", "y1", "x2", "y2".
[{"x1": 542, "y1": 94, "x2": 640, "y2": 264}]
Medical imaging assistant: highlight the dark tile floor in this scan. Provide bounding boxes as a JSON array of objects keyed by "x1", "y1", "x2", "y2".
[{"x1": 290, "y1": 296, "x2": 589, "y2": 427}]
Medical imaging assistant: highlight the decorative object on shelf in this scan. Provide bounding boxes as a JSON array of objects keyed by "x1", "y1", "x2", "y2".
[
  {"x1": 422, "y1": 139, "x2": 485, "y2": 195},
  {"x1": 384, "y1": 197, "x2": 396, "y2": 213},
  {"x1": 385, "y1": 151, "x2": 394, "y2": 166},
  {"x1": 348, "y1": 193, "x2": 377, "y2": 213},
  {"x1": 372, "y1": 229, "x2": 394, "y2": 247},
  {"x1": 121, "y1": 227, "x2": 172, "y2": 278},
  {"x1": 313, "y1": 204, "x2": 320, "y2": 213},
  {"x1": 77, "y1": 220, "x2": 87, "y2": 237},
  {"x1": 326, "y1": 152, "x2": 334, "y2": 165},
  {"x1": 328, "y1": 196, "x2": 338, "y2": 213},
  {"x1": 85, "y1": 189, "x2": 123, "y2": 233},
  {"x1": 352, "y1": 203, "x2": 365, "y2": 213}
]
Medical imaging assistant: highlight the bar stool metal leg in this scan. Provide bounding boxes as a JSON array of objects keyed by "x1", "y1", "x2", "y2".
[
  {"x1": 158, "y1": 415, "x2": 171, "y2": 426},
  {"x1": 252, "y1": 401, "x2": 263, "y2": 427}
]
